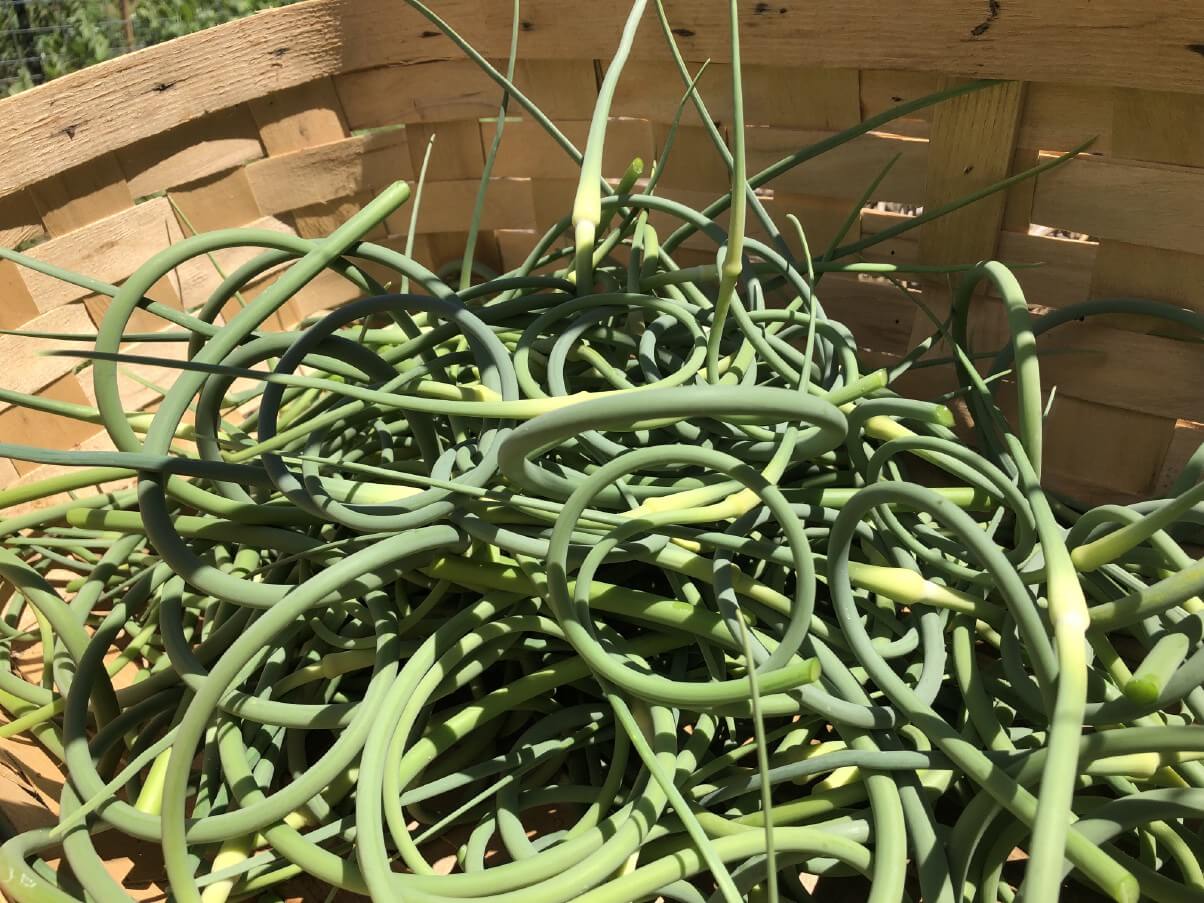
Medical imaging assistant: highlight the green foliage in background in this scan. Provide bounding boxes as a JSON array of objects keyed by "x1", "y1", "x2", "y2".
[{"x1": 2, "y1": 0, "x2": 293, "y2": 95}]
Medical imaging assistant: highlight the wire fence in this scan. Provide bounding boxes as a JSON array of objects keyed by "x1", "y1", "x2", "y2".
[{"x1": 1, "y1": 0, "x2": 296, "y2": 95}]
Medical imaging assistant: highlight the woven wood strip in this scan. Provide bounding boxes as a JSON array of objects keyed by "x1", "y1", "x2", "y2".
[{"x1": 0, "y1": 1, "x2": 1200, "y2": 506}]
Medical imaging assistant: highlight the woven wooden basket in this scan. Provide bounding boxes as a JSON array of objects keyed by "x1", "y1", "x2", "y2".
[
  {"x1": 1, "y1": 0, "x2": 1203, "y2": 510},
  {"x1": 1, "y1": 1, "x2": 1203, "y2": 896}
]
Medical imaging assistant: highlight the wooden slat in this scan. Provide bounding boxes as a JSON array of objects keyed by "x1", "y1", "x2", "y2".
[
  {"x1": 752, "y1": 191, "x2": 861, "y2": 254},
  {"x1": 650, "y1": 125, "x2": 732, "y2": 193},
  {"x1": 819, "y1": 276, "x2": 917, "y2": 357},
  {"x1": 336, "y1": 61, "x2": 500, "y2": 130},
  {"x1": 529, "y1": 178, "x2": 578, "y2": 233},
  {"x1": 0, "y1": 304, "x2": 95, "y2": 397},
  {"x1": 0, "y1": 1, "x2": 350, "y2": 199},
  {"x1": 425, "y1": 230, "x2": 501, "y2": 273},
  {"x1": 118, "y1": 106, "x2": 265, "y2": 198},
  {"x1": 319, "y1": 231, "x2": 433, "y2": 295},
  {"x1": 1089, "y1": 240, "x2": 1204, "y2": 318},
  {"x1": 995, "y1": 231, "x2": 1096, "y2": 308},
  {"x1": 338, "y1": 58, "x2": 598, "y2": 132},
  {"x1": 745, "y1": 66, "x2": 861, "y2": 130},
  {"x1": 1038, "y1": 394, "x2": 1175, "y2": 498},
  {"x1": 247, "y1": 77, "x2": 350, "y2": 154},
  {"x1": 343, "y1": 0, "x2": 1204, "y2": 93},
  {"x1": 1082, "y1": 88, "x2": 1204, "y2": 329},
  {"x1": 337, "y1": 57, "x2": 599, "y2": 132},
  {"x1": 1032, "y1": 154, "x2": 1204, "y2": 254},
  {"x1": 512, "y1": 59, "x2": 599, "y2": 120},
  {"x1": 244, "y1": 129, "x2": 412, "y2": 215},
  {"x1": 13, "y1": 197, "x2": 185, "y2": 315},
  {"x1": 610, "y1": 60, "x2": 723, "y2": 130},
  {"x1": 860, "y1": 69, "x2": 941, "y2": 123},
  {"x1": 1030, "y1": 319, "x2": 1204, "y2": 422},
  {"x1": 1155, "y1": 420, "x2": 1204, "y2": 497},
  {"x1": 279, "y1": 266, "x2": 366, "y2": 325},
  {"x1": 291, "y1": 193, "x2": 390, "y2": 240},
  {"x1": 1112, "y1": 87, "x2": 1204, "y2": 167},
  {"x1": 918, "y1": 79, "x2": 1024, "y2": 267},
  {"x1": 0, "y1": 431, "x2": 139, "y2": 522},
  {"x1": 77, "y1": 337, "x2": 191, "y2": 415},
  {"x1": 912, "y1": 78, "x2": 1024, "y2": 351},
  {"x1": 0, "y1": 261, "x2": 40, "y2": 331},
  {"x1": 8, "y1": 0, "x2": 1204, "y2": 202},
  {"x1": 0, "y1": 191, "x2": 43, "y2": 249},
  {"x1": 963, "y1": 381, "x2": 1178, "y2": 504},
  {"x1": 231, "y1": 267, "x2": 353, "y2": 332},
  {"x1": 169, "y1": 214, "x2": 296, "y2": 311},
  {"x1": 496, "y1": 229, "x2": 541, "y2": 272},
  {"x1": 490, "y1": 118, "x2": 655, "y2": 182},
  {"x1": 746, "y1": 128, "x2": 928, "y2": 205},
  {"x1": 82, "y1": 287, "x2": 176, "y2": 336},
  {"x1": 168, "y1": 167, "x2": 263, "y2": 235},
  {"x1": 28, "y1": 154, "x2": 133, "y2": 237},
  {"x1": 383, "y1": 179, "x2": 536, "y2": 235},
  {"x1": 632, "y1": 187, "x2": 859, "y2": 259},
  {"x1": 405, "y1": 121, "x2": 485, "y2": 182},
  {"x1": 611, "y1": 62, "x2": 860, "y2": 130},
  {"x1": 1017, "y1": 82, "x2": 1113, "y2": 154},
  {"x1": 857, "y1": 232, "x2": 919, "y2": 267},
  {"x1": 860, "y1": 208, "x2": 923, "y2": 252},
  {"x1": 1001, "y1": 148, "x2": 1039, "y2": 232}
]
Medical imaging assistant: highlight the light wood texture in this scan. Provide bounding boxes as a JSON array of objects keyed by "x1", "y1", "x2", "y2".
[
  {"x1": 335, "y1": 61, "x2": 499, "y2": 130},
  {"x1": 0, "y1": 0, "x2": 1196, "y2": 526},
  {"x1": 170, "y1": 213, "x2": 295, "y2": 310},
  {"x1": 1038, "y1": 395, "x2": 1175, "y2": 499},
  {"x1": 405, "y1": 121, "x2": 485, "y2": 182},
  {"x1": 0, "y1": 376, "x2": 99, "y2": 476},
  {"x1": 612, "y1": 62, "x2": 860, "y2": 130},
  {"x1": 245, "y1": 129, "x2": 412, "y2": 215},
  {"x1": 1155, "y1": 420, "x2": 1204, "y2": 497},
  {"x1": 1089, "y1": 241, "x2": 1204, "y2": 318},
  {"x1": 496, "y1": 229, "x2": 541, "y2": 271},
  {"x1": 28, "y1": 154, "x2": 133, "y2": 237},
  {"x1": 168, "y1": 167, "x2": 263, "y2": 234},
  {"x1": 8, "y1": 0, "x2": 1204, "y2": 201},
  {"x1": 1032, "y1": 154, "x2": 1204, "y2": 254},
  {"x1": 1001, "y1": 147, "x2": 1038, "y2": 233},
  {"x1": 248, "y1": 78, "x2": 350, "y2": 155},
  {"x1": 337, "y1": 59, "x2": 597, "y2": 132},
  {"x1": 0, "y1": 1, "x2": 345, "y2": 199},
  {"x1": 291, "y1": 193, "x2": 389, "y2": 241},
  {"x1": 0, "y1": 261, "x2": 41, "y2": 331},
  {"x1": 1112, "y1": 87, "x2": 1204, "y2": 167},
  {"x1": 860, "y1": 69, "x2": 940, "y2": 123},
  {"x1": 396, "y1": 179, "x2": 537, "y2": 235},
  {"x1": 651, "y1": 125, "x2": 732, "y2": 193},
  {"x1": 12, "y1": 197, "x2": 184, "y2": 315},
  {"x1": 0, "y1": 304, "x2": 95, "y2": 397},
  {"x1": 995, "y1": 231, "x2": 1095, "y2": 308},
  {"x1": 918, "y1": 79, "x2": 1025, "y2": 267},
  {"x1": 1031, "y1": 320, "x2": 1204, "y2": 423},
  {"x1": 0, "y1": 192, "x2": 43, "y2": 249},
  {"x1": 491, "y1": 119, "x2": 654, "y2": 182},
  {"x1": 1018, "y1": 82, "x2": 1112, "y2": 155},
  {"x1": 914, "y1": 78, "x2": 1025, "y2": 351},
  {"x1": 746, "y1": 128, "x2": 928, "y2": 205},
  {"x1": 118, "y1": 106, "x2": 265, "y2": 198}
]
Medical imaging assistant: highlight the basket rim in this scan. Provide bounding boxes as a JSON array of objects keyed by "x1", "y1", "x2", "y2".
[{"x1": 3, "y1": 0, "x2": 1204, "y2": 203}]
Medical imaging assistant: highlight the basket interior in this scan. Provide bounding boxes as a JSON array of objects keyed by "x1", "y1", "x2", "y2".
[{"x1": 0, "y1": 0, "x2": 1201, "y2": 508}]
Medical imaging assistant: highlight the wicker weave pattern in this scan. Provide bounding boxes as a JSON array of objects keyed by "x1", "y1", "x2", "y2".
[{"x1": 0, "y1": 0, "x2": 1201, "y2": 505}]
